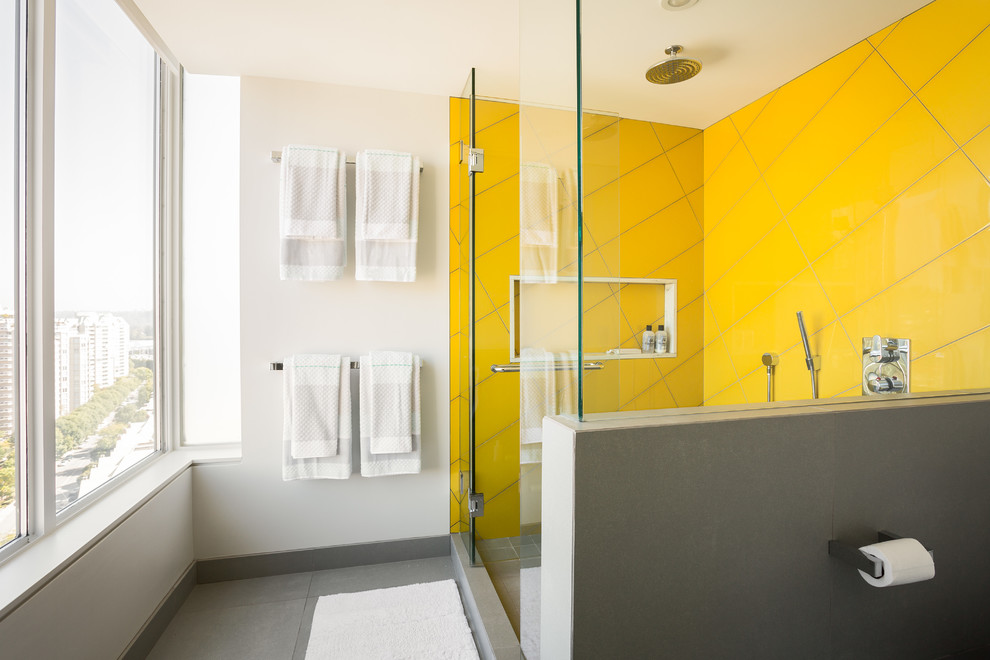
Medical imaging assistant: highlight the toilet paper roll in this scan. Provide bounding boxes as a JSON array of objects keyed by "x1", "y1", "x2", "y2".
[{"x1": 857, "y1": 538, "x2": 935, "y2": 587}]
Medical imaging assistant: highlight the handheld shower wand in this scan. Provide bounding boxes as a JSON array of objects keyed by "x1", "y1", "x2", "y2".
[{"x1": 796, "y1": 311, "x2": 820, "y2": 399}]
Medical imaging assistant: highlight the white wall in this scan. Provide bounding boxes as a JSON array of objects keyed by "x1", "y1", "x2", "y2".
[
  {"x1": 192, "y1": 77, "x2": 450, "y2": 559},
  {"x1": 0, "y1": 470, "x2": 194, "y2": 659}
]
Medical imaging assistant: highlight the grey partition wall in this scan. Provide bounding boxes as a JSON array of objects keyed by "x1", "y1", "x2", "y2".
[{"x1": 542, "y1": 393, "x2": 990, "y2": 659}]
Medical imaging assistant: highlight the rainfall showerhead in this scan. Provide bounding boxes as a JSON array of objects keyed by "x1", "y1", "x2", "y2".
[{"x1": 646, "y1": 45, "x2": 702, "y2": 84}]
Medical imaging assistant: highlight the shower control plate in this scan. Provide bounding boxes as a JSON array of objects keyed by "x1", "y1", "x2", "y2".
[{"x1": 862, "y1": 336, "x2": 910, "y2": 395}]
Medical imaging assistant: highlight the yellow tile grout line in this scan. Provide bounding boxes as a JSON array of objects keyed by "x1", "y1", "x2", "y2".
[
  {"x1": 913, "y1": 323, "x2": 990, "y2": 362},
  {"x1": 868, "y1": 18, "x2": 902, "y2": 50},
  {"x1": 702, "y1": 88, "x2": 778, "y2": 187},
  {"x1": 911, "y1": 22, "x2": 990, "y2": 96}
]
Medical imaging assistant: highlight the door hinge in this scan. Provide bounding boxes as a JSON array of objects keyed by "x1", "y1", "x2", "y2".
[
  {"x1": 469, "y1": 492, "x2": 485, "y2": 518},
  {"x1": 468, "y1": 147, "x2": 485, "y2": 174}
]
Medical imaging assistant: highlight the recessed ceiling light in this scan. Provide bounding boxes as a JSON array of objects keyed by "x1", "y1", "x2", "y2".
[{"x1": 660, "y1": 0, "x2": 699, "y2": 10}]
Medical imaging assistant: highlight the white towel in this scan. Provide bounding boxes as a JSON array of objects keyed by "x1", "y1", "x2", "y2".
[
  {"x1": 282, "y1": 354, "x2": 352, "y2": 480},
  {"x1": 355, "y1": 150, "x2": 420, "y2": 282},
  {"x1": 359, "y1": 353, "x2": 422, "y2": 476},
  {"x1": 362, "y1": 351, "x2": 416, "y2": 454},
  {"x1": 521, "y1": 162, "x2": 560, "y2": 283},
  {"x1": 279, "y1": 145, "x2": 347, "y2": 281},
  {"x1": 519, "y1": 348, "x2": 555, "y2": 465}
]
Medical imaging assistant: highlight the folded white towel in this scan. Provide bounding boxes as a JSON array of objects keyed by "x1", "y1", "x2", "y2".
[
  {"x1": 362, "y1": 351, "x2": 416, "y2": 454},
  {"x1": 283, "y1": 354, "x2": 353, "y2": 480},
  {"x1": 520, "y1": 162, "x2": 560, "y2": 283},
  {"x1": 359, "y1": 353, "x2": 422, "y2": 476},
  {"x1": 279, "y1": 145, "x2": 347, "y2": 281},
  {"x1": 519, "y1": 348, "x2": 555, "y2": 465},
  {"x1": 355, "y1": 150, "x2": 420, "y2": 282}
]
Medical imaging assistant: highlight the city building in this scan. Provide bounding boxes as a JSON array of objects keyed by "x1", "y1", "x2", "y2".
[
  {"x1": 53, "y1": 314, "x2": 130, "y2": 418},
  {"x1": 0, "y1": 314, "x2": 13, "y2": 437}
]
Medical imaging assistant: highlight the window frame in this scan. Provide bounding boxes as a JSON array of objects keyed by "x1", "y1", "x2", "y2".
[{"x1": 0, "y1": 0, "x2": 181, "y2": 562}]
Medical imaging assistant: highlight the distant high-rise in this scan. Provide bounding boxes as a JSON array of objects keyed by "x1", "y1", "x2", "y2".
[
  {"x1": 54, "y1": 314, "x2": 130, "y2": 418},
  {"x1": 0, "y1": 314, "x2": 14, "y2": 437}
]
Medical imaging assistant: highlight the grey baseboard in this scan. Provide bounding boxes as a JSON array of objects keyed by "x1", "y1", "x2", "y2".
[
  {"x1": 120, "y1": 560, "x2": 197, "y2": 660},
  {"x1": 196, "y1": 535, "x2": 450, "y2": 583}
]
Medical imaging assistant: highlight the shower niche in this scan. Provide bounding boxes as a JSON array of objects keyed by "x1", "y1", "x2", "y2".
[{"x1": 509, "y1": 275, "x2": 677, "y2": 360}]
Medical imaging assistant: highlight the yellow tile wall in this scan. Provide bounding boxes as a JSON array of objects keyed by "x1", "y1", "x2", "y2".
[
  {"x1": 450, "y1": 101, "x2": 705, "y2": 532},
  {"x1": 702, "y1": 0, "x2": 990, "y2": 404}
]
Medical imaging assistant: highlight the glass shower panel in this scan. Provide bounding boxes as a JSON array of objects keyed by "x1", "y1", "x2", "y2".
[{"x1": 518, "y1": 0, "x2": 581, "y2": 655}]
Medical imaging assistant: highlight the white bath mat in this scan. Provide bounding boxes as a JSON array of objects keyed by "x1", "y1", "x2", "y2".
[
  {"x1": 520, "y1": 567, "x2": 541, "y2": 660},
  {"x1": 305, "y1": 579, "x2": 479, "y2": 659}
]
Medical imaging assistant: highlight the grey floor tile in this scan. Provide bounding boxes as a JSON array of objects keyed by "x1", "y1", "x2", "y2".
[
  {"x1": 308, "y1": 556, "x2": 454, "y2": 598},
  {"x1": 292, "y1": 597, "x2": 320, "y2": 660},
  {"x1": 181, "y1": 572, "x2": 313, "y2": 613},
  {"x1": 479, "y1": 546, "x2": 518, "y2": 562},
  {"x1": 147, "y1": 598, "x2": 306, "y2": 660}
]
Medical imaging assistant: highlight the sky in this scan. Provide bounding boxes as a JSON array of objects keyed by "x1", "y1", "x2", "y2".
[{"x1": 1, "y1": 0, "x2": 156, "y2": 313}]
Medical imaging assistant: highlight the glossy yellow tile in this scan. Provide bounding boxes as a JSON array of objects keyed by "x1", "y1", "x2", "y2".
[
  {"x1": 583, "y1": 120, "x2": 620, "y2": 194},
  {"x1": 744, "y1": 40, "x2": 874, "y2": 172},
  {"x1": 812, "y1": 322, "x2": 862, "y2": 399},
  {"x1": 912, "y1": 324, "x2": 990, "y2": 392},
  {"x1": 618, "y1": 118, "x2": 664, "y2": 175},
  {"x1": 618, "y1": 358, "x2": 663, "y2": 407},
  {"x1": 475, "y1": 422, "x2": 521, "y2": 497},
  {"x1": 867, "y1": 20, "x2": 900, "y2": 49},
  {"x1": 703, "y1": 295, "x2": 721, "y2": 347},
  {"x1": 703, "y1": 140, "x2": 761, "y2": 229},
  {"x1": 583, "y1": 180, "x2": 621, "y2": 248},
  {"x1": 704, "y1": 383, "x2": 746, "y2": 407},
  {"x1": 918, "y1": 27, "x2": 990, "y2": 145},
  {"x1": 475, "y1": 237, "x2": 519, "y2": 311},
  {"x1": 667, "y1": 133, "x2": 704, "y2": 195},
  {"x1": 787, "y1": 98, "x2": 957, "y2": 262},
  {"x1": 476, "y1": 485, "x2": 520, "y2": 540},
  {"x1": 474, "y1": 375, "x2": 520, "y2": 446},
  {"x1": 720, "y1": 268, "x2": 835, "y2": 369},
  {"x1": 476, "y1": 114, "x2": 520, "y2": 196},
  {"x1": 703, "y1": 181, "x2": 782, "y2": 286},
  {"x1": 475, "y1": 176, "x2": 520, "y2": 254},
  {"x1": 815, "y1": 150, "x2": 990, "y2": 316},
  {"x1": 730, "y1": 90, "x2": 774, "y2": 136},
  {"x1": 963, "y1": 125, "x2": 990, "y2": 180},
  {"x1": 653, "y1": 122, "x2": 702, "y2": 152},
  {"x1": 702, "y1": 337, "x2": 739, "y2": 400},
  {"x1": 651, "y1": 241, "x2": 703, "y2": 305},
  {"x1": 840, "y1": 228, "x2": 990, "y2": 360},
  {"x1": 663, "y1": 351, "x2": 704, "y2": 407},
  {"x1": 620, "y1": 198, "x2": 701, "y2": 278},
  {"x1": 618, "y1": 155, "x2": 684, "y2": 232},
  {"x1": 763, "y1": 53, "x2": 911, "y2": 215},
  {"x1": 475, "y1": 99, "x2": 519, "y2": 133},
  {"x1": 739, "y1": 367, "x2": 768, "y2": 406},
  {"x1": 877, "y1": 0, "x2": 990, "y2": 93},
  {"x1": 474, "y1": 307, "x2": 509, "y2": 379},
  {"x1": 706, "y1": 222, "x2": 808, "y2": 332},
  {"x1": 702, "y1": 116, "x2": 739, "y2": 184},
  {"x1": 659, "y1": 296, "x2": 704, "y2": 374},
  {"x1": 622, "y1": 378, "x2": 677, "y2": 411},
  {"x1": 687, "y1": 188, "x2": 704, "y2": 231}
]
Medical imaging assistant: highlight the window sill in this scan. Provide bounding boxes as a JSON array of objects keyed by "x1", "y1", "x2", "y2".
[{"x1": 0, "y1": 444, "x2": 240, "y2": 620}]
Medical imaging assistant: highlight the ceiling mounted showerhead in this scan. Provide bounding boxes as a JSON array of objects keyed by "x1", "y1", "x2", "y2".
[{"x1": 646, "y1": 45, "x2": 702, "y2": 85}]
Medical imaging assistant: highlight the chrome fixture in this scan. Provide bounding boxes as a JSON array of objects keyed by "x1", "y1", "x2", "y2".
[
  {"x1": 796, "y1": 312, "x2": 821, "y2": 399},
  {"x1": 645, "y1": 45, "x2": 703, "y2": 85},
  {"x1": 660, "y1": 0, "x2": 700, "y2": 10},
  {"x1": 862, "y1": 336, "x2": 910, "y2": 394},
  {"x1": 762, "y1": 353, "x2": 779, "y2": 402},
  {"x1": 491, "y1": 361, "x2": 605, "y2": 374}
]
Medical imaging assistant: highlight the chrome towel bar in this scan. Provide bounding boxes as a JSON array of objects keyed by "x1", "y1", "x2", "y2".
[{"x1": 490, "y1": 361, "x2": 605, "y2": 374}]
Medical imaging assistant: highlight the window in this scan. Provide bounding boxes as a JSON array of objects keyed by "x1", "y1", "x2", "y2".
[
  {"x1": 0, "y1": 0, "x2": 21, "y2": 548},
  {"x1": 53, "y1": 0, "x2": 161, "y2": 511}
]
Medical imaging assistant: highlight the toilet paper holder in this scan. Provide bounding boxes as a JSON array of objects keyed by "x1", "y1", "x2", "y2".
[{"x1": 829, "y1": 531, "x2": 934, "y2": 578}]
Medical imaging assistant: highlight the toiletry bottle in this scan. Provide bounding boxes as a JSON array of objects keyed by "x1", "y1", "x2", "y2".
[
  {"x1": 641, "y1": 325, "x2": 655, "y2": 353},
  {"x1": 656, "y1": 324, "x2": 668, "y2": 354}
]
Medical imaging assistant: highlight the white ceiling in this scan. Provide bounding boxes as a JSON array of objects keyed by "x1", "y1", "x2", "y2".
[{"x1": 133, "y1": 0, "x2": 932, "y2": 128}]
